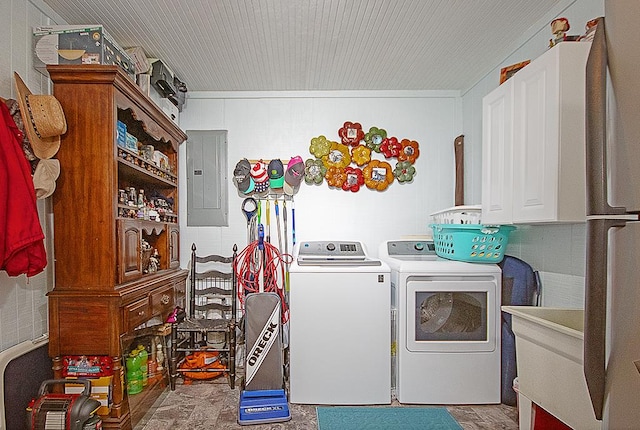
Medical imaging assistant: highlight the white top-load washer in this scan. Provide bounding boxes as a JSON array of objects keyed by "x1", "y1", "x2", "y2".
[
  {"x1": 288, "y1": 241, "x2": 391, "y2": 405},
  {"x1": 379, "y1": 239, "x2": 502, "y2": 404}
]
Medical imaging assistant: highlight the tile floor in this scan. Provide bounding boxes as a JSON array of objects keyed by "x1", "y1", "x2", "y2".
[{"x1": 134, "y1": 378, "x2": 519, "y2": 430}]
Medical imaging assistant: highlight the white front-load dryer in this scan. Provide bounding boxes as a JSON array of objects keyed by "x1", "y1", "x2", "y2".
[{"x1": 379, "y1": 239, "x2": 502, "y2": 404}]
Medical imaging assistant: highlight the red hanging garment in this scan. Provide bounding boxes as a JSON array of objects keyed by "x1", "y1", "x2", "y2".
[{"x1": 0, "y1": 102, "x2": 47, "y2": 277}]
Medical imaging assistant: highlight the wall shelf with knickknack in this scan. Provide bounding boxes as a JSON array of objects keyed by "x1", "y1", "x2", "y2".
[{"x1": 46, "y1": 64, "x2": 188, "y2": 430}]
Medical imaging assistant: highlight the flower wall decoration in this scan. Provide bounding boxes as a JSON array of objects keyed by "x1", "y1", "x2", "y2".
[
  {"x1": 380, "y1": 136, "x2": 403, "y2": 158},
  {"x1": 322, "y1": 141, "x2": 352, "y2": 169},
  {"x1": 338, "y1": 121, "x2": 365, "y2": 147},
  {"x1": 364, "y1": 127, "x2": 387, "y2": 153},
  {"x1": 398, "y1": 139, "x2": 420, "y2": 164},
  {"x1": 309, "y1": 135, "x2": 333, "y2": 158},
  {"x1": 363, "y1": 160, "x2": 394, "y2": 191},
  {"x1": 325, "y1": 166, "x2": 347, "y2": 188},
  {"x1": 342, "y1": 166, "x2": 365, "y2": 192},
  {"x1": 304, "y1": 158, "x2": 327, "y2": 185},
  {"x1": 351, "y1": 144, "x2": 372, "y2": 166},
  {"x1": 307, "y1": 121, "x2": 421, "y2": 192},
  {"x1": 393, "y1": 160, "x2": 416, "y2": 182}
]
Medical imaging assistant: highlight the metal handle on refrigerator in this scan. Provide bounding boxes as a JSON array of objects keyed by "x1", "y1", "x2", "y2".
[
  {"x1": 585, "y1": 218, "x2": 626, "y2": 420},
  {"x1": 585, "y1": 17, "x2": 626, "y2": 216}
]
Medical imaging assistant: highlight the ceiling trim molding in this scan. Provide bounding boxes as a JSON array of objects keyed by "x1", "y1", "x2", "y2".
[{"x1": 188, "y1": 90, "x2": 461, "y2": 100}]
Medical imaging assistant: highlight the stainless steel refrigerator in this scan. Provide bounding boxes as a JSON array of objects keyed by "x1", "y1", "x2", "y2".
[{"x1": 585, "y1": 1, "x2": 640, "y2": 427}]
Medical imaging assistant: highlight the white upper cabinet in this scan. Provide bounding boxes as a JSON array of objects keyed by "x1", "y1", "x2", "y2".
[{"x1": 482, "y1": 42, "x2": 591, "y2": 224}]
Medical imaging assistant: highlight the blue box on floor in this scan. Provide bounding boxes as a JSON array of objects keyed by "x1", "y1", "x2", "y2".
[{"x1": 238, "y1": 389, "x2": 291, "y2": 425}]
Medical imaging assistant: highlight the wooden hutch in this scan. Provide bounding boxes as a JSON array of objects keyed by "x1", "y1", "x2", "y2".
[{"x1": 47, "y1": 65, "x2": 188, "y2": 429}]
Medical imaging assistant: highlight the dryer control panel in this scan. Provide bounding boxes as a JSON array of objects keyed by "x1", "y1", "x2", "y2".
[{"x1": 385, "y1": 240, "x2": 436, "y2": 257}]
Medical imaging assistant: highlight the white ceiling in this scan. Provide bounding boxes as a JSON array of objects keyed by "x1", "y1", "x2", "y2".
[{"x1": 42, "y1": 0, "x2": 568, "y2": 92}]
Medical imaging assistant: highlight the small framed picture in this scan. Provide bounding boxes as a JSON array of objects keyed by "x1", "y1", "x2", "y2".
[{"x1": 500, "y1": 60, "x2": 531, "y2": 84}]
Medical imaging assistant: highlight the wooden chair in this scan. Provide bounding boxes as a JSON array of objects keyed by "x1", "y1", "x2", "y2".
[{"x1": 169, "y1": 243, "x2": 238, "y2": 389}]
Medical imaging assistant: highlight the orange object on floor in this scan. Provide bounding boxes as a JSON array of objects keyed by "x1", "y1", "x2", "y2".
[{"x1": 179, "y1": 351, "x2": 225, "y2": 380}]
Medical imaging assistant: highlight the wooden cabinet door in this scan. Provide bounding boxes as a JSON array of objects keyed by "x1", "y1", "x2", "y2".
[
  {"x1": 118, "y1": 219, "x2": 142, "y2": 283},
  {"x1": 482, "y1": 79, "x2": 514, "y2": 224},
  {"x1": 168, "y1": 225, "x2": 180, "y2": 269}
]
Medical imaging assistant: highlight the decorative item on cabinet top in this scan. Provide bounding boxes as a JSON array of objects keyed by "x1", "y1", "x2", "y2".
[
  {"x1": 499, "y1": 60, "x2": 530, "y2": 84},
  {"x1": 548, "y1": 17, "x2": 599, "y2": 48}
]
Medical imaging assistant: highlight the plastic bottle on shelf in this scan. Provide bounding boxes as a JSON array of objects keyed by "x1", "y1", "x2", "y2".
[
  {"x1": 148, "y1": 341, "x2": 158, "y2": 378},
  {"x1": 156, "y1": 340, "x2": 165, "y2": 371},
  {"x1": 125, "y1": 354, "x2": 143, "y2": 395},
  {"x1": 139, "y1": 346, "x2": 149, "y2": 386}
]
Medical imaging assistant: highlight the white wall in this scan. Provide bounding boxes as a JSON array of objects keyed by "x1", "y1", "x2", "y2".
[{"x1": 179, "y1": 91, "x2": 462, "y2": 259}]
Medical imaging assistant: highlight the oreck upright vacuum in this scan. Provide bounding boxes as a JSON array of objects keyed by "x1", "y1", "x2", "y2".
[
  {"x1": 235, "y1": 192, "x2": 291, "y2": 425},
  {"x1": 238, "y1": 292, "x2": 291, "y2": 425}
]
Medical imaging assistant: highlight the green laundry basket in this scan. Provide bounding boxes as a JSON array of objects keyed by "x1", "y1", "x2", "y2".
[{"x1": 429, "y1": 224, "x2": 515, "y2": 263}]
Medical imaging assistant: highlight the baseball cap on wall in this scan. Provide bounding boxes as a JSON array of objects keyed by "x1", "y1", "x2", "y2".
[
  {"x1": 32, "y1": 158, "x2": 60, "y2": 199},
  {"x1": 234, "y1": 158, "x2": 255, "y2": 194},
  {"x1": 268, "y1": 159, "x2": 285, "y2": 189},
  {"x1": 283, "y1": 156, "x2": 304, "y2": 195},
  {"x1": 251, "y1": 160, "x2": 270, "y2": 195}
]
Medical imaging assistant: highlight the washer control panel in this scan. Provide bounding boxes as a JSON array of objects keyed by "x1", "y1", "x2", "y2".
[
  {"x1": 297, "y1": 241, "x2": 365, "y2": 258},
  {"x1": 296, "y1": 241, "x2": 382, "y2": 266}
]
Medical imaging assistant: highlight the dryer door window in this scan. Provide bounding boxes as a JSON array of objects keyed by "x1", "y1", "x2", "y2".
[
  {"x1": 406, "y1": 276, "x2": 498, "y2": 352},
  {"x1": 414, "y1": 291, "x2": 487, "y2": 342}
]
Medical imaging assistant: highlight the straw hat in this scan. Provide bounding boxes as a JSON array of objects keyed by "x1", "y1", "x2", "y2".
[
  {"x1": 32, "y1": 158, "x2": 61, "y2": 199},
  {"x1": 14, "y1": 72, "x2": 67, "y2": 160}
]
